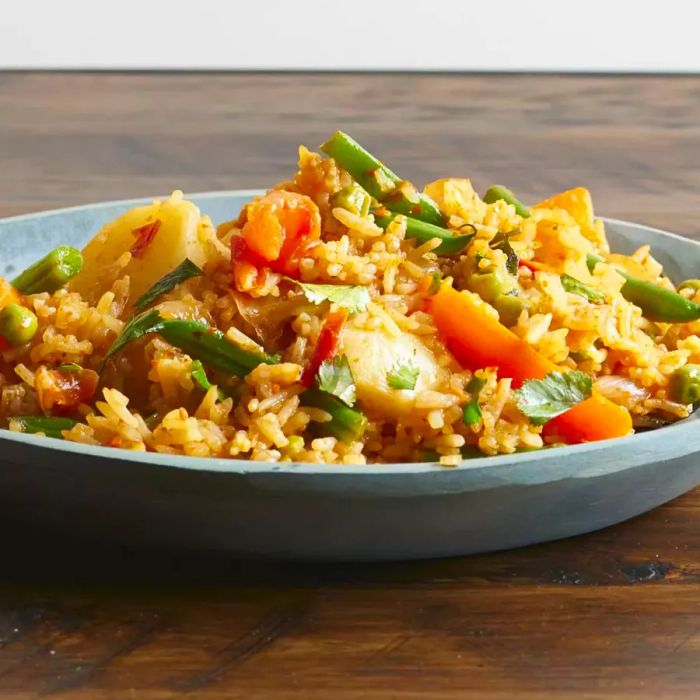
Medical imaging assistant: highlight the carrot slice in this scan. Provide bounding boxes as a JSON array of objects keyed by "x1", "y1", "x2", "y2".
[
  {"x1": 428, "y1": 282, "x2": 632, "y2": 443},
  {"x1": 542, "y1": 391, "x2": 632, "y2": 444}
]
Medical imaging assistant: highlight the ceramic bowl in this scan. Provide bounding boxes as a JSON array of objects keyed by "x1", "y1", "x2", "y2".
[{"x1": 1, "y1": 192, "x2": 699, "y2": 561}]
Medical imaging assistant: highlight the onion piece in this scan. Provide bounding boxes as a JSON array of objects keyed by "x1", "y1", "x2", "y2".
[{"x1": 593, "y1": 375, "x2": 649, "y2": 407}]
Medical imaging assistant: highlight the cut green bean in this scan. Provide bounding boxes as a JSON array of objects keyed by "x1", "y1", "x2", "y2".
[
  {"x1": 321, "y1": 131, "x2": 446, "y2": 226},
  {"x1": 159, "y1": 320, "x2": 277, "y2": 376},
  {"x1": 330, "y1": 184, "x2": 371, "y2": 217},
  {"x1": 483, "y1": 186, "x2": 531, "y2": 219},
  {"x1": 669, "y1": 364, "x2": 700, "y2": 405},
  {"x1": 374, "y1": 212, "x2": 474, "y2": 256},
  {"x1": 561, "y1": 274, "x2": 605, "y2": 304},
  {"x1": 11, "y1": 416, "x2": 78, "y2": 439},
  {"x1": 587, "y1": 254, "x2": 700, "y2": 322},
  {"x1": 301, "y1": 389, "x2": 367, "y2": 442},
  {"x1": 12, "y1": 246, "x2": 84, "y2": 294},
  {"x1": 104, "y1": 309, "x2": 277, "y2": 376}
]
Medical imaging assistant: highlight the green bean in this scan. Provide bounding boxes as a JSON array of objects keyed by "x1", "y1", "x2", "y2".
[
  {"x1": 669, "y1": 364, "x2": 700, "y2": 404},
  {"x1": 11, "y1": 416, "x2": 78, "y2": 439},
  {"x1": 373, "y1": 212, "x2": 474, "y2": 256},
  {"x1": 104, "y1": 309, "x2": 277, "y2": 377},
  {"x1": 301, "y1": 389, "x2": 367, "y2": 442},
  {"x1": 561, "y1": 274, "x2": 605, "y2": 304},
  {"x1": 493, "y1": 293, "x2": 528, "y2": 326},
  {"x1": 483, "y1": 185, "x2": 531, "y2": 219},
  {"x1": 158, "y1": 320, "x2": 277, "y2": 377},
  {"x1": 466, "y1": 267, "x2": 518, "y2": 302},
  {"x1": 321, "y1": 131, "x2": 446, "y2": 226},
  {"x1": 0, "y1": 304, "x2": 38, "y2": 345},
  {"x1": 330, "y1": 184, "x2": 371, "y2": 218},
  {"x1": 587, "y1": 254, "x2": 700, "y2": 322},
  {"x1": 12, "y1": 246, "x2": 83, "y2": 294}
]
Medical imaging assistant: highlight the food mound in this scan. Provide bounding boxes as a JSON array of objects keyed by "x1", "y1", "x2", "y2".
[{"x1": 2, "y1": 132, "x2": 699, "y2": 466}]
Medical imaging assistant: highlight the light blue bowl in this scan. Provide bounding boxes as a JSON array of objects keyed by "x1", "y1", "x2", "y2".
[{"x1": 1, "y1": 192, "x2": 699, "y2": 561}]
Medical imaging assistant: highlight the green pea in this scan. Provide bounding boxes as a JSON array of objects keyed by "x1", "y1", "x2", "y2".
[
  {"x1": 330, "y1": 184, "x2": 371, "y2": 217},
  {"x1": 678, "y1": 279, "x2": 700, "y2": 293},
  {"x1": 467, "y1": 266, "x2": 518, "y2": 303},
  {"x1": 493, "y1": 293, "x2": 528, "y2": 326},
  {"x1": 0, "y1": 304, "x2": 38, "y2": 346},
  {"x1": 669, "y1": 364, "x2": 700, "y2": 405}
]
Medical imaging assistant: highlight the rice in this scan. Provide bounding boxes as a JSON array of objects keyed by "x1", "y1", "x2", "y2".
[{"x1": 2, "y1": 141, "x2": 699, "y2": 466}]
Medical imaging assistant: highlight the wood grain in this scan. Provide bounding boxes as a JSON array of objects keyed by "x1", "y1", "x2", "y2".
[{"x1": 1, "y1": 71, "x2": 700, "y2": 699}]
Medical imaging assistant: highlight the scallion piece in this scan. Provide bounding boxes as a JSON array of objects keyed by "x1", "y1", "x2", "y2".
[
  {"x1": 134, "y1": 258, "x2": 203, "y2": 311},
  {"x1": 11, "y1": 416, "x2": 78, "y2": 439}
]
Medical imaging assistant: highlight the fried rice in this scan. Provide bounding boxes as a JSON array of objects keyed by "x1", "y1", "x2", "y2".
[{"x1": 2, "y1": 132, "x2": 699, "y2": 467}]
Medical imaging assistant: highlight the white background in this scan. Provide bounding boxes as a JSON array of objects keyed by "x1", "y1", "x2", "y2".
[{"x1": 2, "y1": 0, "x2": 699, "y2": 72}]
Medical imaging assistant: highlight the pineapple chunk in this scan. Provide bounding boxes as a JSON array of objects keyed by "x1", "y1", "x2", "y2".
[
  {"x1": 69, "y1": 191, "x2": 207, "y2": 305},
  {"x1": 342, "y1": 327, "x2": 440, "y2": 416}
]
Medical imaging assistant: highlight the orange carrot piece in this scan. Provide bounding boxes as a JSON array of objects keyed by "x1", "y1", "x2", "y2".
[
  {"x1": 428, "y1": 282, "x2": 632, "y2": 443},
  {"x1": 542, "y1": 391, "x2": 632, "y2": 444},
  {"x1": 429, "y1": 283, "x2": 553, "y2": 384}
]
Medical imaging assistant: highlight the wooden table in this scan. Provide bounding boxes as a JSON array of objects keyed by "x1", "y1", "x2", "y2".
[{"x1": 1, "y1": 72, "x2": 700, "y2": 699}]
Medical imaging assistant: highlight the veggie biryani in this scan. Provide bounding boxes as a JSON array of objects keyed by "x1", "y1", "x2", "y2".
[{"x1": 2, "y1": 131, "x2": 700, "y2": 466}]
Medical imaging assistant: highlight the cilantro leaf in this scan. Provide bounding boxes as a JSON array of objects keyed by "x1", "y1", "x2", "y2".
[
  {"x1": 316, "y1": 355, "x2": 357, "y2": 407},
  {"x1": 190, "y1": 359, "x2": 226, "y2": 401},
  {"x1": 515, "y1": 370, "x2": 592, "y2": 425},
  {"x1": 387, "y1": 358, "x2": 419, "y2": 390},
  {"x1": 102, "y1": 308, "x2": 164, "y2": 367},
  {"x1": 288, "y1": 279, "x2": 370, "y2": 313},
  {"x1": 134, "y1": 258, "x2": 203, "y2": 311}
]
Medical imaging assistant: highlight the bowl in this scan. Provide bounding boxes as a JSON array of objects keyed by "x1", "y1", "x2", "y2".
[{"x1": 1, "y1": 191, "x2": 699, "y2": 561}]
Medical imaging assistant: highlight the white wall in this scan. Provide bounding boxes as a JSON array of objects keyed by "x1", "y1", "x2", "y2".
[{"x1": 2, "y1": 0, "x2": 699, "y2": 72}]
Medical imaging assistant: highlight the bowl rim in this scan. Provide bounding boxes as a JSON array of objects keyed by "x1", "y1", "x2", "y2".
[{"x1": 1, "y1": 190, "x2": 699, "y2": 477}]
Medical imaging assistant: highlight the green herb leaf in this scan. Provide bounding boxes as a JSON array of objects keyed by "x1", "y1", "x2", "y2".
[
  {"x1": 288, "y1": 279, "x2": 371, "y2": 313},
  {"x1": 561, "y1": 274, "x2": 605, "y2": 304},
  {"x1": 316, "y1": 355, "x2": 357, "y2": 407},
  {"x1": 134, "y1": 258, "x2": 203, "y2": 311},
  {"x1": 492, "y1": 231, "x2": 519, "y2": 275},
  {"x1": 57, "y1": 362, "x2": 82, "y2": 373},
  {"x1": 463, "y1": 375, "x2": 487, "y2": 425},
  {"x1": 190, "y1": 359, "x2": 225, "y2": 401},
  {"x1": 103, "y1": 308, "x2": 164, "y2": 367},
  {"x1": 387, "y1": 358, "x2": 419, "y2": 390},
  {"x1": 12, "y1": 415, "x2": 78, "y2": 439},
  {"x1": 462, "y1": 401, "x2": 482, "y2": 425},
  {"x1": 515, "y1": 370, "x2": 592, "y2": 425}
]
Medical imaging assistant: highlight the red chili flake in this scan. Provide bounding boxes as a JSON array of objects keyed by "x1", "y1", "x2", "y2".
[
  {"x1": 301, "y1": 307, "x2": 349, "y2": 387},
  {"x1": 130, "y1": 219, "x2": 162, "y2": 259}
]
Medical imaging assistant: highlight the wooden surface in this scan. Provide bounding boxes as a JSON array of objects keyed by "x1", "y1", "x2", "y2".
[{"x1": 1, "y1": 72, "x2": 700, "y2": 699}]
